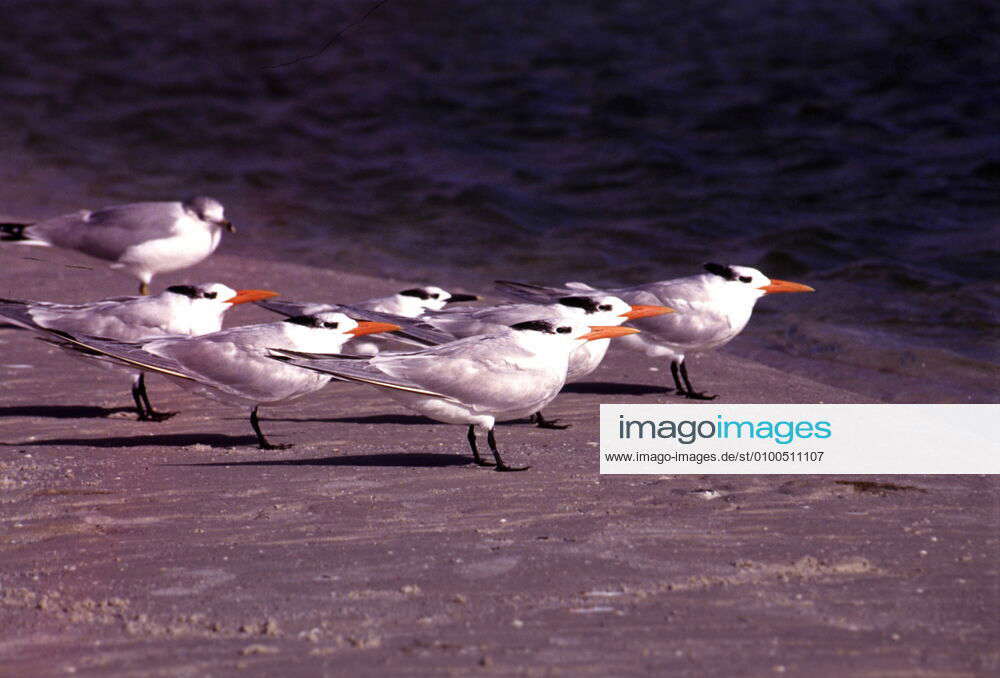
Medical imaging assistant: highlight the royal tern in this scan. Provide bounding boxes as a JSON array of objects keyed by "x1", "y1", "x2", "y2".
[
  {"x1": 354, "y1": 286, "x2": 481, "y2": 317},
  {"x1": 272, "y1": 319, "x2": 640, "y2": 471},
  {"x1": 497, "y1": 263, "x2": 814, "y2": 399},
  {"x1": 0, "y1": 284, "x2": 278, "y2": 420},
  {"x1": 421, "y1": 295, "x2": 672, "y2": 427},
  {"x1": 257, "y1": 285, "x2": 478, "y2": 355},
  {"x1": 47, "y1": 312, "x2": 400, "y2": 449},
  {"x1": 0, "y1": 196, "x2": 235, "y2": 295}
]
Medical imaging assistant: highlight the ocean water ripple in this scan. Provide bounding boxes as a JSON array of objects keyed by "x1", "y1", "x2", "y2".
[{"x1": 0, "y1": 0, "x2": 997, "y2": 401}]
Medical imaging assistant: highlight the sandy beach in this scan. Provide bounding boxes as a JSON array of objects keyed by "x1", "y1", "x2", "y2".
[{"x1": 1, "y1": 249, "x2": 995, "y2": 676}]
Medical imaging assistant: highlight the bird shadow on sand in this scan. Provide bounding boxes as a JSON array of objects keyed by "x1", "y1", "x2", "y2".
[
  {"x1": 0, "y1": 405, "x2": 138, "y2": 419},
  {"x1": 265, "y1": 414, "x2": 438, "y2": 426},
  {"x1": 1, "y1": 433, "x2": 256, "y2": 448},
  {"x1": 562, "y1": 381, "x2": 672, "y2": 396},
  {"x1": 176, "y1": 452, "x2": 473, "y2": 469}
]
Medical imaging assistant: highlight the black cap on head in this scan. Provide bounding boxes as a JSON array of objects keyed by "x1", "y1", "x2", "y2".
[
  {"x1": 284, "y1": 315, "x2": 322, "y2": 327},
  {"x1": 511, "y1": 320, "x2": 555, "y2": 333},
  {"x1": 399, "y1": 288, "x2": 432, "y2": 300},
  {"x1": 166, "y1": 285, "x2": 199, "y2": 298},
  {"x1": 558, "y1": 296, "x2": 600, "y2": 313},
  {"x1": 446, "y1": 293, "x2": 480, "y2": 303},
  {"x1": 704, "y1": 262, "x2": 738, "y2": 280}
]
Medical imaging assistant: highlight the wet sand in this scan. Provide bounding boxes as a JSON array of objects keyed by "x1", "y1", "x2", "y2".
[{"x1": 1, "y1": 249, "x2": 996, "y2": 676}]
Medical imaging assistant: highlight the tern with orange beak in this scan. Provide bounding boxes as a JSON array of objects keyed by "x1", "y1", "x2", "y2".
[
  {"x1": 47, "y1": 312, "x2": 401, "y2": 449},
  {"x1": 419, "y1": 293, "x2": 673, "y2": 428},
  {"x1": 0, "y1": 197, "x2": 235, "y2": 295},
  {"x1": 272, "y1": 319, "x2": 640, "y2": 471},
  {"x1": 0, "y1": 283, "x2": 278, "y2": 420},
  {"x1": 497, "y1": 263, "x2": 814, "y2": 399}
]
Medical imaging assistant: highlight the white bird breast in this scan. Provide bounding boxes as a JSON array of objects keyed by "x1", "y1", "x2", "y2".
[
  {"x1": 566, "y1": 338, "x2": 611, "y2": 382},
  {"x1": 115, "y1": 222, "x2": 221, "y2": 279}
]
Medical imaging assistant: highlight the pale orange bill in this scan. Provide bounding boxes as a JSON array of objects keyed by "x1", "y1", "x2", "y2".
[
  {"x1": 578, "y1": 325, "x2": 641, "y2": 341},
  {"x1": 758, "y1": 279, "x2": 815, "y2": 294},
  {"x1": 621, "y1": 304, "x2": 674, "y2": 319},
  {"x1": 225, "y1": 289, "x2": 280, "y2": 304},
  {"x1": 348, "y1": 321, "x2": 402, "y2": 336}
]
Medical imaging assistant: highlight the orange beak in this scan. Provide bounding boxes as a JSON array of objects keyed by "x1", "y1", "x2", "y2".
[
  {"x1": 759, "y1": 279, "x2": 814, "y2": 294},
  {"x1": 621, "y1": 304, "x2": 674, "y2": 320},
  {"x1": 225, "y1": 289, "x2": 280, "y2": 305},
  {"x1": 578, "y1": 325, "x2": 641, "y2": 341},
  {"x1": 347, "y1": 320, "x2": 402, "y2": 336}
]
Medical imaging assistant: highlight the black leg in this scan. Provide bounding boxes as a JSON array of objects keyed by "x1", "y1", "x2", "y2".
[
  {"x1": 250, "y1": 406, "x2": 292, "y2": 450},
  {"x1": 131, "y1": 375, "x2": 148, "y2": 418},
  {"x1": 139, "y1": 281, "x2": 150, "y2": 296},
  {"x1": 679, "y1": 361, "x2": 717, "y2": 400},
  {"x1": 487, "y1": 428, "x2": 530, "y2": 472},
  {"x1": 467, "y1": 425, "x2": 494, "y2": 467},
  {"x1": 530, "y1": 411, "x2": 570, "y2": 430},
  {"x1": 134, "y1": 373, "x2": 176, "y2": 422},
  {"x1": 670, "y1": 360, "x2": 686, "y2": 395}
]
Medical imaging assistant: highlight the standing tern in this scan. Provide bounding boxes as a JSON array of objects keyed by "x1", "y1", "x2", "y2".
[
  {"x1": 272, "y1": 319, "x2": 640, "y2": 471},
  {"x1": 47, "y1": 312, "x2": 401, "y2": 449},
  {"x1": 421, "y1": 295, "x2": 673, "y2": 428},
  {"x1": 0, "y1": 284, "x2": 278, "y2": 420},
  {"x1": 256, "y1": 285, "x2": 479, "y2": 355},
  {"x1": 496, "y1": 263, "x2": 814, "y2": 399},
  {"x1": 0, "y1": 196, "x2": 235, "y2": 295}
]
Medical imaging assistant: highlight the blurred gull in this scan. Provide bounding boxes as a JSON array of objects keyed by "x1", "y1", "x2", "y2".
[{"x1": 1, "y1": 196, "x2": 235, "y2": 295}]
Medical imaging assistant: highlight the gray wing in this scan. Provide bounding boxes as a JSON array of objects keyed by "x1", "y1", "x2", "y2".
[
  {"x1": 493, "y1": 280, "x2": 600, "y2": 304},
  {"x1": 257, "y1": 299, "x2": 454, "y2": 347},
  {"x1": 256, "y1": 299, "x2": 337, "y2": 317},
  {"x1": 40, "y1": 332, "x2": 197, "y2": 380},
  {"x1": 30, "y1": 202, "x2": 183, "y2": 259},
  {"x1": 613, "y1": 277, "x2": 736, "y2": 347},
  {"x1": 0, "y1": 298, "x2": 44, "y2": 331},
  {"x1": 367, "y1": 333, "x2": 564, "y2": 414},
  {"x1": 277, "y1": 332, "x2": 554, "y2": 414},
  {"x1": 0, "y1": 296, "x2": 179, "y2": 340},
  {"x1": 270, "y1": 349, "x2": 455, "y2": 399},
  {"x1": 422, "y1": 303, "x2": 564, "y2": 337}
]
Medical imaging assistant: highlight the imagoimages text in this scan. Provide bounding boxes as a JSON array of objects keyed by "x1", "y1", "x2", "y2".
[{"x1": 617, "y1": 414, "x2": 832, "y2": 445}]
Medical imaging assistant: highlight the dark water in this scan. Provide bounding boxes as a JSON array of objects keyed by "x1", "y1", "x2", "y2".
[{"x1": 1, "y1": 0, "x2": 997, "y2": 401}]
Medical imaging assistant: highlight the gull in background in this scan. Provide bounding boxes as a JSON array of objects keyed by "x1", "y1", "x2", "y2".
[
  {"x1": 0, "y1": 283, "x2": 277, "y2": 420},
  {"x1": 496, "y1": 263, "x2": 814, "y2": 399},
  {"x1": 47, "y1": 312, "x2": 401, "y2": 449},
  {"x1": 0, "y1": 196, "x2": 235, "y2": 295},
  {"x1": 273, "y1": 319, "x2": 640, "y2": 471},
  {"x1": 421, "y1": 294, "x2": 673, "y2": 428}
]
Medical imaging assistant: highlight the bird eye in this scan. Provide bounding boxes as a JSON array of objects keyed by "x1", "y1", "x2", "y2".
[
  {"x1": 598, "y1": 304, "x2": 612, "y2": 311},
  {"x1": 431, "y1": 293, "x2": 440, "y2": 299},
  {"x1": 556, "y1": 326, "x2": 572, "y2": 334},
  {"x1": 739, "y1": 276, "x2": 752, "y2": 283},
  {"x1": 204, "y1": 291, "x2": 217, "y2": 299},
  {"x1": 323, "y1": 321, "x2": 339, "y2": 329}
]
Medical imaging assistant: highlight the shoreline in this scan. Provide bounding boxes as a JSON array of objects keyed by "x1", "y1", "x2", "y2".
[{"x1": 3, "y1": 204, "x2": 994, "y2": 405}]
